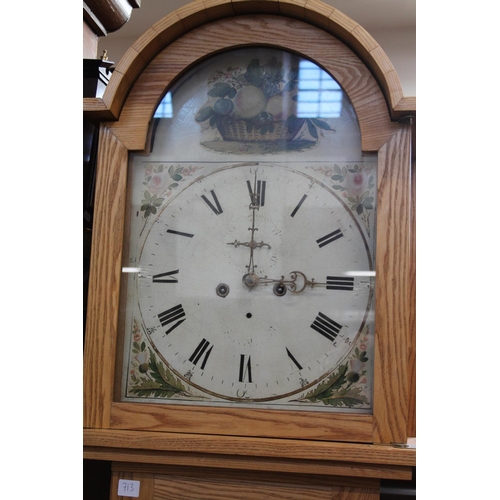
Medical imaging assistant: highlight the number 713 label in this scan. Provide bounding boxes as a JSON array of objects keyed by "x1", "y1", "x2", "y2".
[{"x1": 117, "y1": 479, "x2": 140, "y2": 498}]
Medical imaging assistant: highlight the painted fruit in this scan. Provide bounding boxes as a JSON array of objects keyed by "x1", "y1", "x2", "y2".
[
  {"x1": 265, "y1": 94, "x2": 297, "y2": 121},
  {"x1": 233, "y1": 86, "x2": 267, "y2": 119}
]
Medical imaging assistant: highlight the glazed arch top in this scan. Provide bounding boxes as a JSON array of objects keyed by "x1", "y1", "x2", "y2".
[{"x1": 95, "y1": 1, "x2": 413, "y2": 152}]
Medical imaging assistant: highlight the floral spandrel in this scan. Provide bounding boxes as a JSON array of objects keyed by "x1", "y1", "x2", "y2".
[
  {"x1": 127, "y1": 318, "x2": 195, "y2": 399},
  {"x1": 139, "y1": 163, "x2": 202, "y2": 235},
  {"x1": 310, "y1": 164, "x2": 375, "y2": 236},
  {"x1": 295, "y1": 326, "x2": 372, "y2": 408}
]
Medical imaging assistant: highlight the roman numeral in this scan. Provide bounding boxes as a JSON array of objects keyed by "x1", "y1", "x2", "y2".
[
  {"x1": 247, "y1": 179, "x2": 266, "y2": 207},
  {"x1": 201, "y1": 190, "x2": 223, "y2": 215},
  {"x1": 316, "y1": 229, "x2": 343, "y2": 248},
  {"x1": 189, "y1": 338, "x2": 213, "y2": 369},
  {"x1": 326, "y1": 276, "x2": 354, "y2": 291},
  {"x1": 167, "y1": 229, "x2": 194, "y2": 238},
  {"x1": 158, "y1": 304, "x2": 186, "y2": 335},
  {"x1": 290, "y1": 194, "x2": 307, "y2": 217},
  {"x1": 239, "y1": 354, "x2": 252, "y2": 383},
  {"x1": 152, "y1": 269, "x2": 179, "y2": 283},
  {"x1": 310, "y1": 312, "x2": 342, "y2": 342},
  {"x1": 286, "y1": 348, "x2": 303, "y2": 370}
]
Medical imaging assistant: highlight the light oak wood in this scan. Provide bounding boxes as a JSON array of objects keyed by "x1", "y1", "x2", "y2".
[
  {"x1": 84, "y1": 429, "x2": 416, "y2": 469},
  {"x1": 407, "y1": 118, "x2": 416, "y2": 438},
  {"x1": 373, "y1": 126, "x2": 412, "y2": 444},
  {"x1": 86, "y1": 447, "x2": 412, "y2": 481},
  {"x1": 109, "y1": 402, "x2": 372, "y2": 442},
  {"x1": 83, "y1": 0, "x2": 414, "y2": 123},
  {"x1": 83, "y1": 97, "x2": 118, "y2": 122},
  {"x1": 112, "y1": 463, "x2": 382, "y2": 489},
  {"x1": 84, "y1": 126, "x2": 129, "y2": 429},
  {"x1": 104, "y1": 16, "x2": 399, "y2": 153},
  {"x1": 109, "y1": 464, "x2": 381, "y2": 500}
]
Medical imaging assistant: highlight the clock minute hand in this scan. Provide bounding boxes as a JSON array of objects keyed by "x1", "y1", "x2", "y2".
[
  {"x1": 246, "y1": 170, "x2": 261, "y2": 273},
  {"x1": 226, "y1": 170, "x2": 272, "y2": 273}
]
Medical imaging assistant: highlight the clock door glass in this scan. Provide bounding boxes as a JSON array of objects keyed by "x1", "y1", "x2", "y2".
[{"x1": 119, "y1": 48, "x2": 377, "y2": 412}]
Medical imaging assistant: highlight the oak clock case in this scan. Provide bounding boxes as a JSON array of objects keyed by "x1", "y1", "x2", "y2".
[{"x1": 119, "y1": 48, "x2": 377, "y2": 413}]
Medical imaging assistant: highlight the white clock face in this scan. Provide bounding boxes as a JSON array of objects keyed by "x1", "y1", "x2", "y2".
[{"x1": 134, "y1": 164, "x2": 372, "y2": 402}]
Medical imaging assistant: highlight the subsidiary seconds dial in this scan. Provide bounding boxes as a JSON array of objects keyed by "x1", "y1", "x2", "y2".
[{"x1": 137, "y1": 164, "x2": 373, "y2": 402}]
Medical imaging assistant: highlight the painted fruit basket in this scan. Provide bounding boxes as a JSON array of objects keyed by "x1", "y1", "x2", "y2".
[{"x1": 195, "y1": 56, "x2": 332, "y2": 143}]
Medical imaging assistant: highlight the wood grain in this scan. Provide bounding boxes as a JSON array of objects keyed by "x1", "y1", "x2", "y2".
[
  {"x1": 105, "y1": 15, "x2": 399, "y2": 152},
  {"x1": 109, "y1": 402, "x2": 372, "y2": 442},
  {"x1": 86, "y1": 446, "x2": 412, "y2": 481},
  {"x1": 112, "y1": 463, "x2": 382, "y2": 488},
  {"x1": 84, "y1": 429, "x2": 416, "y2": 468},
  {"x1": 373, "y1": 126, "x2": 412, "y2": 444},
  {"x1": 155, "y1": 476, "x2": 331, "y2": 499},
  {"x1": 83, "y1": 126, "x2": 129, "y2": 429},
  {"x1": 83, "y1": 0, "x2": 412, "y2": 123},
  {"x1": 407, "y1": 118, "x2": 416, "y2": 438},
  {"x1": 110, "y1": 464, "x2": 381, "y2": 500}
]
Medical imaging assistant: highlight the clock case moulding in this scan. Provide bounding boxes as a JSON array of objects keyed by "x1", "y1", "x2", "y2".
[{"x1": 83, "y1": 0, "x2": 415, "y2": 476}]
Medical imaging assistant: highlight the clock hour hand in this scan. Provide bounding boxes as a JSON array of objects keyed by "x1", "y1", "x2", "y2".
[
  {"x1": 242, "y1": 271, "x2": 327, "y2": 295},
  {"x1": 226, "y1": 240, "x2": 271, "y2": 249}
]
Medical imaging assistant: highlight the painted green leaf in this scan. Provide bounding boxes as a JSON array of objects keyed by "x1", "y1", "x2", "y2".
[
  {"x1": 322, "y1": 396, "x2": 366, "y2": 407},
  {"x1": 244, "y1": 58, "x2": 264, "y2": 86},
  {"x1": 306, "y1": 119, "x2": 318, "y2": 139},
  {"x1": 363, "y1": 198, "x2": 374, "y2": 209},
  {"x1": 195, "y1": 106, "x2": 214, "y2": 122},
  {"x1": 208, "y1": 82, "x2": 233, "y2": 98},
  {"x1": 311, "y1": 118, "x2": 332, "y2": 130}
]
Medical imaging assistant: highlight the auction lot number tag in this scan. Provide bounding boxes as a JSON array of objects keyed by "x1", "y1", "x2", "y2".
[{"x1": 118, "y1": 479, "x2": 140, "y2": 498}]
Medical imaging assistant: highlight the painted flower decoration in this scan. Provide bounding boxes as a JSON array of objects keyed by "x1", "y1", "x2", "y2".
[
  {"x1": 147, "y1": 172, "x2": 169, "y2": 195},
  {"x1": 141, "y1": 190, "x2": 164, "y2": 218}
]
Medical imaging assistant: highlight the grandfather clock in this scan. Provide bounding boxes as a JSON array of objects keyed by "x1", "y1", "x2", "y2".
[{"x1": 83, "y1": 1, "x2": 416, "y2": 499}]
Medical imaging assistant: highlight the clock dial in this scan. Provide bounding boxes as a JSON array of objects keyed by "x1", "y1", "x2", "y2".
[
  {"x1": 120, "y1": 47, "x2": 377, "y2": 411},
  {"x1": 132, "y1": 164, "x2": 373, "y2": 402}
]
